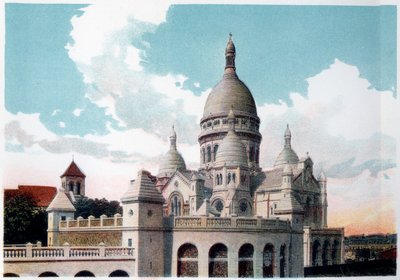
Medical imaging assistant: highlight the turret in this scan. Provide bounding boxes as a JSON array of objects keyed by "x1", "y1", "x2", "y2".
[
  {"x1": 46, "y1": 188, "x2": 76, "y2": 246},
  {"x1": 121, "y1": 170, "x2": 165, "y2": 277},
  {"x1": 318, "y1": 171, "x2": 328, "y2": 228}
]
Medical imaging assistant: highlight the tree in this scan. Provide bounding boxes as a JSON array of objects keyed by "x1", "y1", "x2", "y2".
[
  {"x1": 4, "y1": 192, "x2": 48, "y2": 245},
  {"x1": 74, "y1": 197, "x2": 122, "y2": 218}
]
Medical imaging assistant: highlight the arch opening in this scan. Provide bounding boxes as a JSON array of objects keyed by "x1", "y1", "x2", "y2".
[
  {"x1": 177, "y1": 243, "x2": 198, "y2": 277},
  {"x1": 75, "y1": 271, "x2": 95, "y2": 277},
  {"x1": 238, "y1": 243, "x2": 254, "y2": 278},
  {"x1": 38, "y1": 272, "x2": 58, "y2": 277},
  {"x1": 109, "y1": 270, "x2": 129, "y2": 277},
  {"x1": 209, "y1": 243, "x2": 228, "y2": 277},
  {"x1": 263, "y1": 243, "x2": 274, "y2": 277}
]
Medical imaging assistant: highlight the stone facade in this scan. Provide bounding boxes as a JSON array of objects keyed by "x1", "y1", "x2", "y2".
[{"x1": 14, "y1": 35, "x2": 345, "y2": 277}]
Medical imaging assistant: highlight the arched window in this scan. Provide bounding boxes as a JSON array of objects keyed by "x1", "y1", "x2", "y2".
[
  {"x1": 207, "y1": 146, "x2": 212, "y2": 162},
  {"x1": 76, "y1": 182, "x2": 81, "y2": 195},
  {"x1": 213, "y1": 199, "x2": 224, "y2": 212},
  {"x1": 214, "y1": 145, "x2": 219, "y2": 161},
  {"x1": 238, "y1": 243, "x2": 254, "y2": 277},
  {"x1": 170, "y1": 195, "x2": 182, "y2": 216},
  {"x1": 232, "y1": 173, "x2": 236, "y2": 183},
  {"x1": 68, "y1": 182, "x2": 73, "y2": 192},
  {"x1": 219, "y1": 174, "x2": 222, "y2": 185},
  {"x1": 238, "y1": 200, "x2": 251, "y2": 216},
  {"x1": 74, "y1": 271, "x2": 95, "y2": 277},
  {"x1": 38, "y1": 272, "x2": 58, "y2": 277},
  {"x1": 280, "y1": 244, "x2": 286, "y2": 277},
  {"x1": 332, "y1": 240, "x2": 340, "y2": 265},
  {"x1": 202, "y1": 148, "x2": 206, "y2": 164},
  {"x1": 109, "y1": 270, "x2": 129, "y2": 277},
  {"x1": 177, "y1": 243, "x2": 198, "y2": 277},
  {"x1": 312, "y1": 240, "x2": 321, "y2": 266},
  {"x1": 227, "y1": 173, "x2": 231, "y2": 184},
  {"x1": 322, "y1": 240, "x2": 331, "y2": 266},
  {"x1": 263, "y1": 244, "x2": 274, "y2": 277},
  {"x1": 209, "y1": 243, "x2": 228, "y2": 277},
  {"x1": 249, "y1": 147, "x2": 254, "y2": 162},
  {"x1": 255, "y1": 149, "x2": 259, "y2": 164}
]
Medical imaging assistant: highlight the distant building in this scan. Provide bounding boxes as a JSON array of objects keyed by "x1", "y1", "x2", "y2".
[
  {"x1": 4, "y1": 185, "x2": 57, "y2": 208},
  {"x1": 344, "y1": 234, "x2": 397, "y2": 262}
]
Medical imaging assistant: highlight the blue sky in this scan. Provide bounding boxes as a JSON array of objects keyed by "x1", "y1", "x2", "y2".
[
  {"x1": 3, "y1": 2, "x2": 398, "y2": 234},
  {"x1": 5, "y1": 4, "x2": 396, "y2": 137}
]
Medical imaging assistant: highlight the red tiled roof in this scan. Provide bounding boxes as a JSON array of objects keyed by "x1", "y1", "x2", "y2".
[
  {"x1": 61, "y1": 161, "x2": 86, "y2": 178},
  {"x1": 4, "y1": 185, "x2": 57, "y2": 207}
]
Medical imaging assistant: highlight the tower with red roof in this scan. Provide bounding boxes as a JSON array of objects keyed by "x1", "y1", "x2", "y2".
[{"x1": 60, "y1": 159, "x2": 86, "y2": 199}]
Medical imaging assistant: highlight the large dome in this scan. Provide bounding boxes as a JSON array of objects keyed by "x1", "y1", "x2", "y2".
[{"x1": 203, "y1": 73, "x2": 257, "y2": 117}]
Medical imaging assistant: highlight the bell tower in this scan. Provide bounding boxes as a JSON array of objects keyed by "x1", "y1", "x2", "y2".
[{"x1": 60, "y1": 159, "x2": 86, "y2": 199}]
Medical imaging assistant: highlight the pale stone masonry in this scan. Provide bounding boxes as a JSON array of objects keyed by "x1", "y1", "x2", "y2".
[{"x1": 4, "y1": 35, "x2": 344, "y2": 278}]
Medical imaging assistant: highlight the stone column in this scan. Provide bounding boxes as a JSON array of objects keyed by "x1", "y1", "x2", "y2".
[
  {"x1": 228, "y1": 245, "x2": 238, "y2": 278},
  {"x1": 253, "y1": 246, "x2": 263, "y2": 278},
  {"x1": 197, "y1": 244, "x2": 208, "y2": 277},
  {"x1": 26, "y1": 243, "x2": 33, "y2": 258}
]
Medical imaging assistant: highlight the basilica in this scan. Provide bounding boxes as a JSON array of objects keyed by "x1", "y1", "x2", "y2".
[{"x1": 44, "y1": 35, "x2": 344, "y2": 278}]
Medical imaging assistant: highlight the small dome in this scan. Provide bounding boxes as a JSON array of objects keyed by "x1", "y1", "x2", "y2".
[
  {"x1": 215, "y1": 113, "x2": 248, "y2": 168},
  {"x1": 157, "y1": 126, "x2": 186, "y2": 177},
  {"x1": 158, "y1": 149, "x2": 186, "y2": 175},
  {"x1": 274, "y1": 147, "x2": 299, "y2": 167},
  {"x1": 274, "y1": 124, "x2": 299, "y2": 168},
  {"x1": 203, "y1": 75, "x2": 257, "y2": 117}
]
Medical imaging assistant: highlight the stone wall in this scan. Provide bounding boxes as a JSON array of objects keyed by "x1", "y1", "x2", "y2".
[{"x1": 58, "y1": 230, "x2": 122, "y2": 246}]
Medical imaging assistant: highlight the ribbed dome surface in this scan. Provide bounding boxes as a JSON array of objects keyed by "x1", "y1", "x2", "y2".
[
  {"x1": 158, "y1": 149, "x2": 186, "y2": 175},
  {"x1": 274, "y1": 147, "x2": 299, "y2": 167},
  {"x1": 215, "y1": 130, "x2": 248, "y2": 168},
  {"x1": 203, "y1": 74, "x2": 257, "y2": 117}
]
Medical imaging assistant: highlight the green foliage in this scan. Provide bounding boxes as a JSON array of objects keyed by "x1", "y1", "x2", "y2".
[
  {"x1": 74, "y1": 197, "x2": 122, "y2": 219},
  {"x1": 4, "y1": 193, "x2": 48, "y2": 245}
]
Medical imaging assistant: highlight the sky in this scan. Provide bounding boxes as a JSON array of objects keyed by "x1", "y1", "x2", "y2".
[{"x1": 2, "y1": 2, "x2": 398, "y2": 236}]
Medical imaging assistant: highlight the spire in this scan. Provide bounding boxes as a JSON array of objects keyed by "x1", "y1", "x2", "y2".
[
  {"x1": 225, "y1": 33, "x2": 236, "y2": 73},
  {"x1": 169, "y1": 125, "x2": 177, "y2": 150},
  {"x1": 318, "y1": 171, "x2": 327, "y2": 182},
  {"x1": 284, "y1": 124, "x2": 292, "y2": 148}
]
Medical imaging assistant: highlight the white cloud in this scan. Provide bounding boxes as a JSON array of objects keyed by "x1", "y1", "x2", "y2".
[
  {"x1": 59, "y1": 122, "x2": 66, "y2": 128},
  {"x1": 258, "y1": 59, "x2": 397, "y2": 173},
  {"x1": 73, "y1": 108, "x2": 83, "y2": 117},
  {"x1": 51, "y1": 109, "x2": 60, "y2": 116}
]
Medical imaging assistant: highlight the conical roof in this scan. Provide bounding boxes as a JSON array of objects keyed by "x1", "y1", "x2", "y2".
[
  {"x1": 158, "y1": 126, "x2": 186, "y2": 177},
  {"x1": 47, "y1": 189, "x2": 75, "y2": 212},
  {"x1": 61, "y1": 160, "x2": 86, "y2": 178},
  {"x1": 122, "y1": 170, "x2": 164, "y2": 203}
]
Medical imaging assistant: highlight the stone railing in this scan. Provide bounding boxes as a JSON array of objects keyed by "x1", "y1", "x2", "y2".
[
  {"x1": 173, "y1": 216, "x2": 290, "y2": 231},
  {"x1": 59, "y1": 214, "x2": 123, "y2": 230},
  {"x1": 4, "y1": 242, "x2": 135, "y2": 261}
]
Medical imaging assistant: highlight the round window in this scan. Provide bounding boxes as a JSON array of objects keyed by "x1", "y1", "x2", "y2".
[
  {"x1": 239, "y1": 201, "x2": 248, "y2": 213},
  {"x1": 214, "y1": 200, "x2": 224, "y2": 212}
]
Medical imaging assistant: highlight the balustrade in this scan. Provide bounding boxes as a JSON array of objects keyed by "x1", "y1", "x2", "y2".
[{"x1": 4, "y1": 245, "x2": 134, "y2": 260}]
